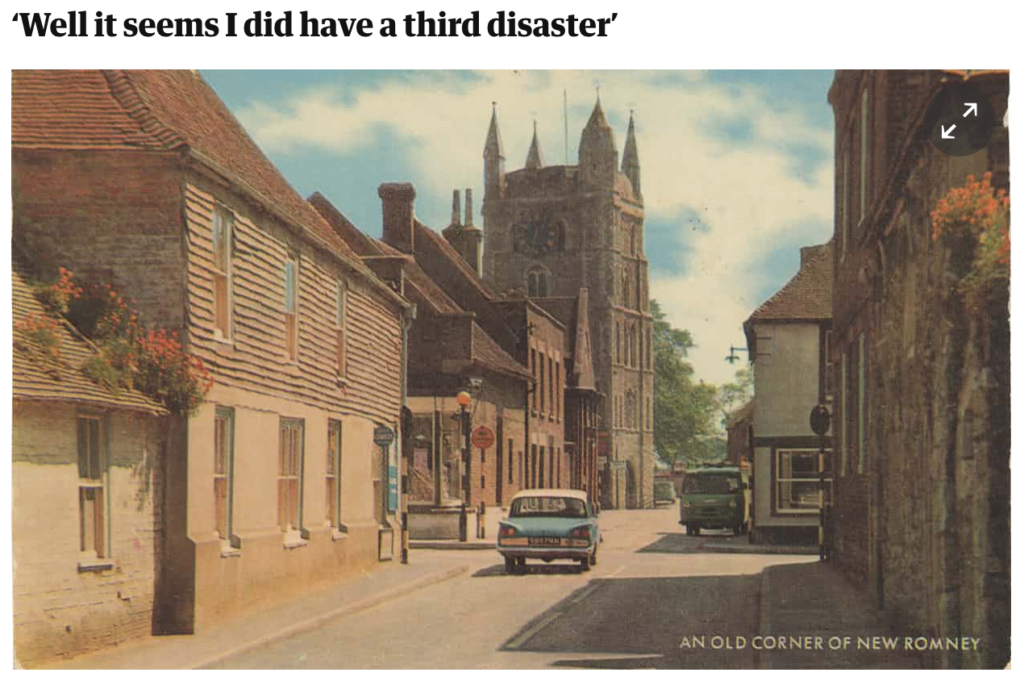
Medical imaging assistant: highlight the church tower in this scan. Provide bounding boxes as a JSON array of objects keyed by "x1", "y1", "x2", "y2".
[{"x1": 481, "y1": 99, "x2": 655, "y2": 509}]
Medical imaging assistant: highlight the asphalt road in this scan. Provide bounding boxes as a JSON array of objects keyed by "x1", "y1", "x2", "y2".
[{"x1": 207, "y1": 504, "x2": 815, "y2": 669}]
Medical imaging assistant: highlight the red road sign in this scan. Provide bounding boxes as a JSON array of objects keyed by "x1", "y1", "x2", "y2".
[{"x1": 471, "y1": 425, "x2": 495, "y2": 450}]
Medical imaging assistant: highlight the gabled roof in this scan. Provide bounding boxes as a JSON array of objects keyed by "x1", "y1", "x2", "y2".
[
  {"x1": 310, "y1": 191, "x2": 463, "y2": 316},
  {"x1": 727, "y1": 399, "x2": 755, "y2": 429},
  {"x1": 471, "y1": 324, "x2": 532, "y2": 380},
  {"x1": 747, "y1": 242, "x2": 833, "y2": 323},
  {"x1": 12, "y1": 254, "x2": 164, "y2": 415},
  {"x1": 12, "y1": 70, "x2": 358, "y2": 264},
  {"x1": 310, "y1": 191, "x2": 527, "y2": 380},
  {"x1": 534, "y1": 292, "x2": 596, "y2": 391}
]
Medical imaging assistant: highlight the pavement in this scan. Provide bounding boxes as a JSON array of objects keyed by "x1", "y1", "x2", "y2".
[
  {"x1": 40, "y1": 552, "x2": 471, "y2": 670},
  {"x1": 757, "y1": 561, "x2": 924, "y2": 669},
  {"x1": 40, "y1": 503, "x2": 923, "y2": 669}
]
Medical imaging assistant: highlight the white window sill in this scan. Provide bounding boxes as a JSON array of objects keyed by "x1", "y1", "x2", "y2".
[
  {"x1": 220, "y1": 540, "x2": 242, "y2": 558},
  {"x1": 212, "y1": 330, "x2": 234, "y2": 346},
  {"x1": 78, "y1": 557, "x2": 115, "y2": 573},
  {"x1": 283, "y1": 531, "x2": 308, "y2": 550}
]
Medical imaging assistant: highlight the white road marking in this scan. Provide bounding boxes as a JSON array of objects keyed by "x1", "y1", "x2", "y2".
[
  {"x1": 607, "y1": 565, "x2": 626, "y2": 579},
  {"x1": 505, "y1": 611, "x2": 564, "y2": 650}
]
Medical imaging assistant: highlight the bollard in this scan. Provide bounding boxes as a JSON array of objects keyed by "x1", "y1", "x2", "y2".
[
  {"x1": 459, "y1": 502, "x2": 467, "y2": 542},
  {"x1": 401, "y1": 510, "x2": 409, "y2": 564},
  {"x1": 477, "y1": 501, "x2": 486, "y2": 539}
]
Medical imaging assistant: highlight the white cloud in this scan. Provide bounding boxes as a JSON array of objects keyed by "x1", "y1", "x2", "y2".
[{"x1": 234, "y1": 70, "x2": 834, "y2": 385}]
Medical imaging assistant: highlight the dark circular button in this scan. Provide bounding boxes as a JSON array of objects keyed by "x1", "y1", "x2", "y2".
[{"x1": 924, "y1": 82, "x2": 995, "y2": 157}]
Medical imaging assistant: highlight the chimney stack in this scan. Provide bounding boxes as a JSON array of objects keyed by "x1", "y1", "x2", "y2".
[
  {"x1": 450, "y1": 189, "x2": 462, "y2": 227},
  {"x1": 378, "y1": 183, "x2": 417, "y2": 254},
  {"x1": 464, "y1": 188, "x2": 474, "y2": 227}
]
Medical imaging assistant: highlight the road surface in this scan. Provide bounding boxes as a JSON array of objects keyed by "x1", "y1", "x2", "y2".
[{"x1": 208, "y1": 504, "x2": 814, "y2": 669}]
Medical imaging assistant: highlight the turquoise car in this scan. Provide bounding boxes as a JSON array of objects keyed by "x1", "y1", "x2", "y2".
[{"x1": 497, "y1": 489, "x2": 600, "y2": 574}]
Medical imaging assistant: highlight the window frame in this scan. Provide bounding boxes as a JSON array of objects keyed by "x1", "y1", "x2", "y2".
[
  {"x1": 278, "y1": 418, "x2": 306, "y2": 540},
  {"x1": 213, "y1": 407, "x2": 236, "y2": 546},
  {"x1": 327, "y1": 419, "x2": 344, "y2": 531},
  {"x1": 857, "y1": 333, "x2": 866, "y2": 474},
  {"x1": 77, "y1": 414, "x2": 108, "y2": 561},
  {"x1": 774, "y1": 447, "x2": 832, "y2": 515},
  {"x1": 335, "y1": 281, "x2": 347, "y2": 380},
  {"x1": 284, "y1": 257, "x2": 299, "y2": 362},
  {"x1": 859, "y1": 86, "x2": 870, "y2": 224},
  {"x1": 211, "y1": 208, "x2": 234, "y2": 341}
]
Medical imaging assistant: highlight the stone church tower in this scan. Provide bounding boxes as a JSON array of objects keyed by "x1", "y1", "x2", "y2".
[{"x1": 481, "y1": 100, "x2": 654, "y2": 509}]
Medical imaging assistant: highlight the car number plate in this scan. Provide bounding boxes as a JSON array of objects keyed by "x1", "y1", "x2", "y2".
[{"x1": 528, "y1": 537, "x2": 562, "y2": 546}]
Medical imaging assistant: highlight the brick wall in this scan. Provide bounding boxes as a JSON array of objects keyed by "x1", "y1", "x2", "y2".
[
  {"x1": 13, "y1": 402, "x2": 165, "y2": 668},
  {"x1": 12, "y1": 149, "x2": 187, "y2": 329}
]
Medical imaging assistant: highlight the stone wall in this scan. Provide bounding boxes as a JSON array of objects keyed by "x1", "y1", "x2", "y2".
[{"x1": 830, "y1": 71, "x2": 1009, "y2": 669}]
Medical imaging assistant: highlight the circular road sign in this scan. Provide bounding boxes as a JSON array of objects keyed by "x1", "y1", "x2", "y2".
[
  {"x1": 373, "y1": 425, "x2": 395, "y2": 447},
  {"x1": 471, "y1": 426, "x2": 495, "y2": 450},
  {"x1": 809, "y1": 405, "x2": 832, "y2": 437}
]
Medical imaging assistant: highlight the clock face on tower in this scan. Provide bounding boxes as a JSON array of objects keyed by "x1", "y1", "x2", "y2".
[{"x1": 512, "y1": 216, "x2": 564, "y2": 255}]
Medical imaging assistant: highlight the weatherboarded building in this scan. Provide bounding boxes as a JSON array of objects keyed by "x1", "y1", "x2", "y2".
[
  {"x1": 12, "y1": 70, "x2": 411, "y2": 640},
  {"x1": 828, "y1": 70, "x2": 1009, "y2": 668}
]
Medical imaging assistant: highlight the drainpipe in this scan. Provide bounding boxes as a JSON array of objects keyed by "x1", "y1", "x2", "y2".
[{"x1": 400, "y1": 303, "x2": 416, "y2": 564}]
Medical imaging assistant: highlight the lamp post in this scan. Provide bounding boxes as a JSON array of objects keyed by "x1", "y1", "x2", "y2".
[{"x1": 456, "y1": 389, "x2": 471, "y2": 542}]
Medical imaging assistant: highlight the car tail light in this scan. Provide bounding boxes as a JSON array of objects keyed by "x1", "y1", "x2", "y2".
[
  {"x1": 570, "y1": 526, "x2": 590, "y2": 540},
  {"x1": 500, "y1": 525, "x2": 516, "y2": 537}
]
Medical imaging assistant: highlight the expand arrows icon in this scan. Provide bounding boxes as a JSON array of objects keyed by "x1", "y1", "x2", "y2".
[
  {"x1": 963, "y1": 102, "x2": 978, "y2": 117},
  {"x1": 941, "y1": 124, "x2": 956, "y2": 139}
]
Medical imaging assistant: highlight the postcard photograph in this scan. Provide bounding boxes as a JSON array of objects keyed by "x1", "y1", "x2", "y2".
[{"x1": 5, "y1": 20, "x2": 1013, "y2": 672}]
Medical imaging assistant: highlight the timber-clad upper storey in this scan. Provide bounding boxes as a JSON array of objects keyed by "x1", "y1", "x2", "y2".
[{"x1": 11, "y1": 69, "x2": 409, "y2": 423}]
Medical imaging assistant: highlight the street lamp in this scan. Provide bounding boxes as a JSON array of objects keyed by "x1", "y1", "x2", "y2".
[
  {"x1": 725, "y1": 345, "x2": 749, "y2": 364},
  {"x1": 456, "y1": 389, "x2": 472, "y2": 542}
]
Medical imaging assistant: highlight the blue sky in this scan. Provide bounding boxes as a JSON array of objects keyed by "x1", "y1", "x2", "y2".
[{"x1": 203, "y1": 69, "x2": 836, "y2": 385}]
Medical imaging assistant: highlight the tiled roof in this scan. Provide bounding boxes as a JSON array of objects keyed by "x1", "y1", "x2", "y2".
[
  {"x1": 412, "y1": 220, "x2": 499, "y2": 301},
  {"x1": 309, "y1": 191, "x2": 463, "y2": 316},
  {"x1": 310, "y1": 190, "x2": 527, "y2": 379},
  {"x1": 12, "y1": 254, "x2": 165, "y2": 415},
  {"x1": 748, "y1": 242, "x2": 833, "y2": 322},
  {"x1": 12, "y1": 70, "x2": 358, "y2": 262},
  {"x1": 471, "y1": 323, "x2": 531, "y2": 380}
]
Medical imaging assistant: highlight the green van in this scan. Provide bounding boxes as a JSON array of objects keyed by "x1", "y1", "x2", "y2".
[{"x1": 678, "y1": 465, "x2": 750, "y2": 536}]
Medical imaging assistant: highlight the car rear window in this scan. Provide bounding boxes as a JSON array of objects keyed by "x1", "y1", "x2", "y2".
[
  {"x1": 510, "y1": 496, "x2": 588, "y2": 518},
  {"x1": 682, "y1": 474, "x2": 740, "y2": 495}
]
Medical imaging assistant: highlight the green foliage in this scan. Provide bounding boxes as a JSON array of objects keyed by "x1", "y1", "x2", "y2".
[
  {"x1": 651, "y1": 300, "x2": 720, "y2": 468},
  {"x1": 718, "y1": 366, "x2": 754, "y2": 429}
]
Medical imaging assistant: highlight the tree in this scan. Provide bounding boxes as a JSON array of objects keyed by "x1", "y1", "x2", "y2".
[
  {"x1": 651, "y1": 300, "x2": 720, "y2": 468},
  {"x1": 718, "y1": 365, "x2": 754, "y2": 430}
]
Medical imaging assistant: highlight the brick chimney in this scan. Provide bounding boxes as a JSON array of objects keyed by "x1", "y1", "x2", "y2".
[
  {"x1": 378, "y1": 183, "x2": 417, "y2": 253},
  {"x1": 442, "y1": 187, "x2": 484, "y2": 276}
]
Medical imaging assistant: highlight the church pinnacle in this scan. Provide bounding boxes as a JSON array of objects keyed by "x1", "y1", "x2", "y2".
[
  {"x1": 483, "y1": 102, "x2": 506, "y2": 197},
  {"x1": 622, "y1": 110, "x2": 641, "y2": 198},
  {"x1": 525, "y1": 119, "x2": 545, "y2": 170}
]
